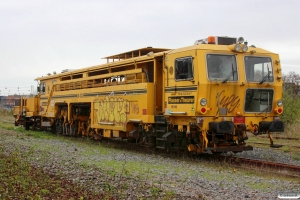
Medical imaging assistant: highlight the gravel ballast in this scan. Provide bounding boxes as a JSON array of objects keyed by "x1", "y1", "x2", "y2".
[{"x1": 0, "y1": 129, "x2": 299, "y2": 200}]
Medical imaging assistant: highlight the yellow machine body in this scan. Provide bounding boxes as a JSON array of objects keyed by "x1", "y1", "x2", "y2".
[{"x1": 14, "y1": 37, "x2": 284, "y2": 153}]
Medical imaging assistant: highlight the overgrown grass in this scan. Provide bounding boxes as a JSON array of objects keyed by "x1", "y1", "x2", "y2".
[
  {"x1": 0, "y1": 148, "x2": 104, "y2": 199},
  {"x1": 0, "y1": 107, "x2": 13, "y2": 116},
  {"x1": 282, "y1": 123, "x2": 300, "y2": 138},
  {"x1": 247, "y1": 134, "x2": 300, "y2": 161}
]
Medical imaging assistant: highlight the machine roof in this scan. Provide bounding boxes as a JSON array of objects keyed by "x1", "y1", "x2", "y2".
[{"x1": 102, "y1": 47, "x2": 170, "y2": 62}]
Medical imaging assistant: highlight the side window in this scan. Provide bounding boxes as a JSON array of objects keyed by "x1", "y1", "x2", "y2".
[
  {"x1": 40, "y1": 82, "x2": 46, "y2": 94},
  {"x1": 175, "y1": 57, "x2": 194, "y2": 81}
]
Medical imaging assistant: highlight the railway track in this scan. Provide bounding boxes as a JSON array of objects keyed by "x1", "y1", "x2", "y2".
[
  {"x1": 249, "y1": 141, "x2": 300, "y2": 149},
  {"x1": 22, "y1": 133, "x2": 300, "y2": 178},
  {"x1": 257, "y1": 136, "x2": 300, "y2": 141},
  {"x1": 220, "y1": 155, "x2": 300, "y2": 177},
  {"x1": 95, "y1": 138, "x2": 300, "y2": 173}
]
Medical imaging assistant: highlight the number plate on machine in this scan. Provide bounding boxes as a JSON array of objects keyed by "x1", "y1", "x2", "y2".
[{"x1": 234, "y1": 116, "x2": 245, "y2": 123}]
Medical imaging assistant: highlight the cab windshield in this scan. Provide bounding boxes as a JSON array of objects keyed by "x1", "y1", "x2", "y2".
[
  {"x1": 206, "y1": 54, "x2": 238, "y2": 81},
  {"x1": 244, "y1": 56, "x2": 274, "y2": 83}
]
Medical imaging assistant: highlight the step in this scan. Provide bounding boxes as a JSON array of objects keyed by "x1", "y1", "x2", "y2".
[{"x1": 155, "y1": 121, "x2": 167, "y2": 124}]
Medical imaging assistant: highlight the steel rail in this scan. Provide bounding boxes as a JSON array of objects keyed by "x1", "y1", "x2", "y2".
[
  {"x1": 257, "y1": 136, "x2": 300, "y2": 141},
  {"x1": 222, "y1": 156, "x2": 300, "y2": 173},
  {"x1": 249, "y1": 141, "x2": 300, "y2": 149}
]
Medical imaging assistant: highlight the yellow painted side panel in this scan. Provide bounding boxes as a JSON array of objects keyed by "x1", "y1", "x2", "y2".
[
  {"x1": 13, "y1": 106, "x2": 21, "y2": 115},
  {"x1": 113, "y1": 130, "x2": 120, "y2": 137},
  {"x1": 91, "y1": 83, "x2": 155, "y2": 132},
  {"x1": 26, "y1": 112, "x2": 34, "y2": 116},
  {"x1": 104, "y1": 129, "x2": 111, "y2": 138}
]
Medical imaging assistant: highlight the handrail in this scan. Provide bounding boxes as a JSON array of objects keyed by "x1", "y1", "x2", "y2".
[
  {"x1": 170, "y1": 111, "x2": 187, "y2": 115},
  {"x1": 46, "y1": 85, "x2": 54, "y2": 112},
  {"x1": 128, "y1": 119, "x2": 142, "y2": 122},
  {"x1": 98, "y1": 122, "x2": 114, "y2": 125},
  {"x1": 59, "y1": 68, "x2": 143, "y2": 84}
]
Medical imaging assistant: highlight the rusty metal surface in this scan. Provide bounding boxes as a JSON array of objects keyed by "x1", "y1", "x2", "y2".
[
  {"x1": 257, "y1": 136, "x2": 300, "y2": 141},
  {"x1": 223, "y1": 156, "x2": 300, "y2": 173},
  {"x1": 250, "y1": 141, "x2": 300, "y2": 149}
]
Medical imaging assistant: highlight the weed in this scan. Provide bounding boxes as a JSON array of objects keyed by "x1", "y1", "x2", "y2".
[
  {"x1": 122, "y1": 183, "x2": 129, "y2": 189},
  {"x1": 164, "y1": 190, "x2": 176, "y2": 199},
  {"x1": 40, "y1": 189, "x2": 50, "y2": 195},
  {"x1": 150, "y1": 186, "x2": 160, "y2": 197},
  {"x1": 0, "y1": 148, "x2": 104, "y2": 199},
  {"x1": 291, "y1": 152, "x2": 300, "y2": 161},
  {"x1": 248, "y1": 181, "x2": 273, "y2": 192},
  {"x1": 282, "y1": 146, "x2": 291, "y2": 153}
]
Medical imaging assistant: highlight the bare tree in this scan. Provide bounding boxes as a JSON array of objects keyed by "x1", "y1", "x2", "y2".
[{"x1": 282, "y1": 71, "x2": 300, "y2": 95}]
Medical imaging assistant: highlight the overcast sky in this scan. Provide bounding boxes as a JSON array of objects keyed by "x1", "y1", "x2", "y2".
[{"x1": 1, "y1": 0, "x2": 300, "y2": 95}]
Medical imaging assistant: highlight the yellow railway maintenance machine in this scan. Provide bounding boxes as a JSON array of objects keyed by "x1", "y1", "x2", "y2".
[{"x1": 14, "y1": 36, "x2": 284, "y2": 154}]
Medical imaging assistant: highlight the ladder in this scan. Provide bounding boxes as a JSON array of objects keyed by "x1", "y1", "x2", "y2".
[{"x1": 46, "y1": 85, "x2": 55, "y2": 112}]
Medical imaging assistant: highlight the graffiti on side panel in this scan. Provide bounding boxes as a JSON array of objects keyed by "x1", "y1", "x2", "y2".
[
  {"x1": 94, "y1": 96, "x2": 139, "y2": 126},
  {"x1": 131, "y1": 102, "x2": 139, "y2": 115}
]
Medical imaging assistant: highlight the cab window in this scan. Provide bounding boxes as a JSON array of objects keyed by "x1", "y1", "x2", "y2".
[
  {"x1": 175, "y1": 57, "x2": 194, "y2": 81},
  {"x1": 244, "y1": 89, "x2": 274, "y2": 112},
  {"x1": 206, "y1": 54, "x2": 238, "y2": 81},
  {"x1": 244, "y1": 56, "x2": 274, "y2": 83}
]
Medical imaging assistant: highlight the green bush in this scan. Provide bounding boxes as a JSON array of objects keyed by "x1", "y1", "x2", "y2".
[{"x1": 280, "y1": 89, "x2": 300, "y2": 124}]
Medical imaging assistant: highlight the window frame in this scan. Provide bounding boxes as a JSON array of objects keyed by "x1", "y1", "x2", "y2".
[
  {"x1": 40, "y1": 82, "x2": 46, "y2": 94},
  {"x1": 244, "y1": 56, "x2": 274, "y2": 83},
  {"x1": 244, "y1": 88, "x2": 274, "y2": 113},
  {"x1": 206, "y1": 53, "x2": 238, "y2": 82},
  {"x1": 174, "y1": 56, "x2": 194, "y2": 81}
]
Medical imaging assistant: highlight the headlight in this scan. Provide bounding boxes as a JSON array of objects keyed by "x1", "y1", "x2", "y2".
[
  {"x1": 242, "y1": 44, "x2": 248, "y2": 52},
  {"x1": 200, "y1": 98, "x2": 207, "y2": 106},
  {"x1": 237, "y1": 37, "x2": 244, "y2": 44},
  {"x1": 277, "y1": 99, "x2": 283, "y2": 107},
  {"x1": 234, "y1": 44, "x2": 241, "y2": 52}
]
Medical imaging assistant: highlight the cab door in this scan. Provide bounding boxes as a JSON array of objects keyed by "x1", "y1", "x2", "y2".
[{"x1": 164, "y1": 51, "x2": 198, "y2": 116}]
